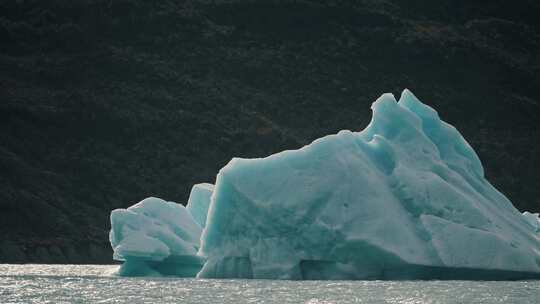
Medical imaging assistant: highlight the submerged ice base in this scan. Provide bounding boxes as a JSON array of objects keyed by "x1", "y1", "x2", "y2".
[{"x1": 110, "y1": 90, "x2": 540, "y2": 279}]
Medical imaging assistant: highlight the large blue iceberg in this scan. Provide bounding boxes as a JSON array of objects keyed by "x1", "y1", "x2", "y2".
[{"x1": 110, "y1": 90, "x2": 540, "y2": 280}]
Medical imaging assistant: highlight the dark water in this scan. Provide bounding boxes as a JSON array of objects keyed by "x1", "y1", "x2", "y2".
[{"x1": 0, "y1": 265, "x2": 538, "y2": 303}]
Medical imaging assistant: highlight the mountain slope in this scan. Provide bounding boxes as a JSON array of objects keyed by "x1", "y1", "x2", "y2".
[{"x1": 1, "y1": 0, "x2": 539, "y2": 263}]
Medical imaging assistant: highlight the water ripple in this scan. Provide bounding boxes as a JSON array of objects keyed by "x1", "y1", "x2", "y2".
[{"x1": 0, "y1": 265, "x2": 538, "y2": 304}]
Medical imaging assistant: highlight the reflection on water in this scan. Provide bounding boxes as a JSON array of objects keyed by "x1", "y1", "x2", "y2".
[{"x1": 0, "y1": 264, "x2": 538, "y2": 304}]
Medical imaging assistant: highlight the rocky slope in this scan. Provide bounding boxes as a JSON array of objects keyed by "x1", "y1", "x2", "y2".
[{"x1": 1, "y1": 0, "x2": 539, "y2": 263}]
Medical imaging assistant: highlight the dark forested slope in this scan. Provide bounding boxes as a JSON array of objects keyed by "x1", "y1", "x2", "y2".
[{"x1": 1, "y1": 0, "x2": 539, "y2": 263}]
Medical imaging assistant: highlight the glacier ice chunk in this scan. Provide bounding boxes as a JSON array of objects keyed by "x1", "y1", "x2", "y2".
[
  {"x1": 197, "y1": 89, "x2": 540, "y2": 280},
  {"x1": 109, "y1": 197, "x2": 205, "y2": 276},
  {"x1": 109, "y1": 89, "x2": 540, "y2": 280},
  {"x1": 523, "y1": 212, "x2": 540, "y2": 233},
  {"x1": 186, "y1": 183, "x2": 214, "y2": 227}
]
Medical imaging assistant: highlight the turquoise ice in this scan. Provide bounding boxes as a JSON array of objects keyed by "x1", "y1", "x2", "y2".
[
  {"x1": 187, "y1": 183, "x2": 214, "y2": 227},
  {"x1": 110, "y1": 90, "x2": 540, "y2": 279},
  {"x1": 523, "y1": 212, "x2": 540, "y2": 233},
  {"x1": 197, "y1": 90, "x2": 540, "y2": 279},
  {"x1": 109, "y1": 183, "x2": 214, "y2": 276},
  {"x1": 109, "y1": 195, "x2": 208, "y2": 276}
]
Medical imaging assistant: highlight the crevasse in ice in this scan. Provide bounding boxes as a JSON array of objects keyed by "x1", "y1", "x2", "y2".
[{"x1": 110, "y1": 90, "x2": 540, "y2": 279}]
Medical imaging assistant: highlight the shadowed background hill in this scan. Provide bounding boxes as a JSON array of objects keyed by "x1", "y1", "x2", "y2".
[{"x1": 1, "y1": 0, "x2": 539, "y2": 263}]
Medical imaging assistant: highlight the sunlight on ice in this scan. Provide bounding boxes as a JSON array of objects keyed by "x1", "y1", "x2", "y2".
[{"x1": 110, "y1": 90, "x2": 540, "y2": 280}]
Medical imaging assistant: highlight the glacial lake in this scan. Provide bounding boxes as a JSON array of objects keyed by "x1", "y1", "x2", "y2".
[{"x1": 1, "y1": 264, "x2": 538, "y2": 303}]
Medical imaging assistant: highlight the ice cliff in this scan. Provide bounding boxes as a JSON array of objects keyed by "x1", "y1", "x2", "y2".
[{"x1": 110, "y1": 90, "x2": 540, "y2": 279}]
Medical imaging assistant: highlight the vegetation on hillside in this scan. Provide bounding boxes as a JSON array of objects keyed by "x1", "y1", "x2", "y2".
[{"x1": 1, "y1": 0, "x2": 539, "y2": 262}]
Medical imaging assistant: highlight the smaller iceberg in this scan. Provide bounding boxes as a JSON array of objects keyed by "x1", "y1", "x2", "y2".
[{"x1": 109, "y1": 194, "x2": 209, "y2": 276}]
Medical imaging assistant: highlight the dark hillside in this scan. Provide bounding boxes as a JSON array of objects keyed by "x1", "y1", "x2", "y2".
[{"x1": 1, "y1": 0, "x2": 539, "y2": 263}]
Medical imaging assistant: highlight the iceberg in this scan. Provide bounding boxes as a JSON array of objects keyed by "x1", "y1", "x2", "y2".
[
  {"x1": 198, "y1": 90, "x2": 540, "y2": 280},
  {"x1": 109, "y1": 197, "x2": 205, "y2": 276},
  {"x1": 110, "y1": 90, "x2": 540, "y2": 280}
]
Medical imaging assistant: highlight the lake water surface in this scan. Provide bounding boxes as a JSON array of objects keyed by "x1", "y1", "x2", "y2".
[{"x1": 0, "y1": 264, "x2": 538, "y2": 303}]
